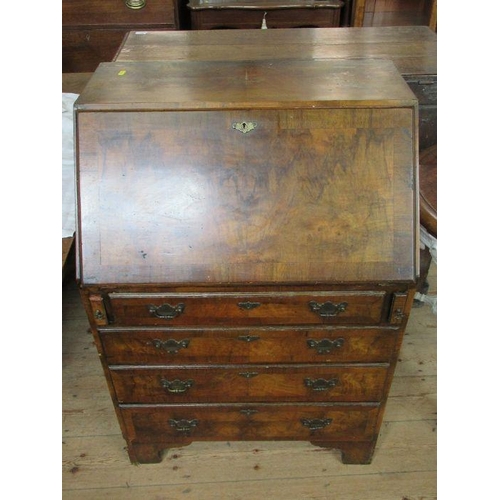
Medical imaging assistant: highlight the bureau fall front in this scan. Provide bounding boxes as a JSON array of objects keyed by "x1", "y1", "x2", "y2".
[{"x1": 75, "y1": 58, "x2": 419, "y2": 464}]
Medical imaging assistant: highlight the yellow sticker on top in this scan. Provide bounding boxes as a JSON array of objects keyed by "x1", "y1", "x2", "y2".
[{"x1": 118, "y1": 70, "x2": 127, "y2": 76}]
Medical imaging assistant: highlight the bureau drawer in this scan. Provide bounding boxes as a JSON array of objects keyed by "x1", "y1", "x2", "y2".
[
  {"x1": 110, "y1": 365, "x2": 388, "y2": 403},
  {"x1": 100, "y1": 326, "x2": 398, "y2": 364},
  {"x1": 107, "y1": 291, "x2": 386, "y2": 327},
  {"x1": 121, "y1": 403, "x2": 380, "y2": 442}
]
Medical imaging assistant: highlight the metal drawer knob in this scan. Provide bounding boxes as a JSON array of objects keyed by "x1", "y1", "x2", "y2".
[
  {"x1": 124, "y1": 0, "x2": 146, "y2": 9},
  {"x1": 94, "y1": 309, "x2": 104, "y2": 320}
]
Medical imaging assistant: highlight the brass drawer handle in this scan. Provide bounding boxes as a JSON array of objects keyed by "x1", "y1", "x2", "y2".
[
  {"x1": 168, "y1": 418, "x2": 198, "y2": 434},
  {"x1": 152, "y1": 338, "x2": 190, "y2": 354},
  {"x1": 148, "y1": 303, "x2": 185, "y2": 320},
  {"x1": 301, "y1": 418, "x2": 332, "y2": 431},
  {"x1": 160, "y1": 378, "x2": 194, "y2": 394},
  {"x1": 237, "y1": 301, "x2": 261, "y2": 311},
  {"x1": 309, "y1": 301, "x2": 348, "y2": 318},
  {"x1": 307, "y1": 338, "x2": 345, "y2": 354},
  {"x1": 304, "y1": 378, "x2": 339, "y2": 391},
  {"x1": 124, "y1": 0, "x2": 146, "y2": 9}
]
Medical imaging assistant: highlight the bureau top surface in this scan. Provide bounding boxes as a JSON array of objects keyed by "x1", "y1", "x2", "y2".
[
  {"x1": 115, "y1": 26, "x2": 436, "y2": 76},
  {"x1": 76, "y1": 59, "x2": 416, "y2": 111},
  {"x1": 76, "y1": 58, "x2": 418, "y2": 286}
]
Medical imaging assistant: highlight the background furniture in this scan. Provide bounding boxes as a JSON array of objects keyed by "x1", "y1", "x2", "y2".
[
  {"x1": 62, "y1": 0, "x2": 182, "y2": 73},
  {"x1": 62, "y1": 0, "x2": 436, "y2": 74},
  {"x1": 75, "y1": 57, "x2": 419, "y2": 464},
  {"x1": 187, "y1": 0, "x2": 344, "y2": 29},
  {"x1": 352, "y1": 0, "x2": 436, "y2": 29},
  {"x1": 416, "y1": 144, "x2": 437, "y2": 307},
  {"x1": 115, "y1": 26, "x2": 436, "y2": 151},
  {"x1": 419, "y1": 145, "x2": 437, "y2": 239}
]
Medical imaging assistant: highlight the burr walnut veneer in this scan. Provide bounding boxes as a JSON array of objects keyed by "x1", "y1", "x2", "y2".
[{"x1": 75, "y1": 58, "x2": 419, "y2": 464}]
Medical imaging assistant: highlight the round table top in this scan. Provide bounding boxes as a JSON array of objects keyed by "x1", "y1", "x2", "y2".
[{"x1": 419, "y1": 144, "x2": 437, "y2": 238}]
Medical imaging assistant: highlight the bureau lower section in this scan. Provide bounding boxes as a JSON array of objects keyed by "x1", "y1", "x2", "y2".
[
  {"x1": 81, "y1": 286, "x2": 413, "y2": 465},
  {"x1": 120, "y1": 403, "x2": 381, "y2": 464}
]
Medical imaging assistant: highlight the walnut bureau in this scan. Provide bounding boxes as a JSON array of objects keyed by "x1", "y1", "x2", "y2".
[{"x1": 75, "y1": 58, "x2": 419, "y2": 464}]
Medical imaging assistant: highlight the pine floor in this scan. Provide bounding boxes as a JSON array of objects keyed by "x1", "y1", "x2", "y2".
[{"x1": 62, "y1": 263, "x2": 437, "y2": 500}]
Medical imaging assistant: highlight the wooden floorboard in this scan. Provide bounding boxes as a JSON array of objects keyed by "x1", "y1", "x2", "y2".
[{"x1": 62, "y1": 263, "x2": 437, "y2": 499}]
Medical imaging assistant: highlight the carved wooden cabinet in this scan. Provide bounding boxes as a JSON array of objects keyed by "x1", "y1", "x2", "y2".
[
  {"x1": 75, "y1": 58, "x2": 419, "y2": 464},
  {"x1": 187, "y1": 0, "x2": 344, "y2": 30}
]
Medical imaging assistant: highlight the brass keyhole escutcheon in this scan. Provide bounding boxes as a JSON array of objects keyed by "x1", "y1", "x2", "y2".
[{"x1": 232, "y1": 122, "x2": 257, "y2": 134}]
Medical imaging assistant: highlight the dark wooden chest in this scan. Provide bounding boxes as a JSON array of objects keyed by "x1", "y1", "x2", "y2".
[
  {"x1": 62, "y1": 0, "x2": 181, "y2": 73},
  {"x1": 187, "y1": 0, "x2": 344, "y2": 29},
  {"x1": 75, "y1": 58, "x2": 419, "y2": 464}
]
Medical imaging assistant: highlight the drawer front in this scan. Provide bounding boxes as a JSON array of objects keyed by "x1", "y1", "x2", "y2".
[
  {"x1": 101, "y1": 326, "x2": 398, "y2": 364},
  {"x1": 121, "y1": 403, "x2": 380, "y2": 442},
  {"x1": 63, "y1": 0, "x2": 176, "y2": 27},
  {"x1": 107, "y1": 291, "x2": 386, "y2": 327},
  {"x1": 110, "y1": 365, "x2": 388, "y2": 403},
  {"x1": 191, "y1": 9, "x2": 341, "y2": 30}
]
